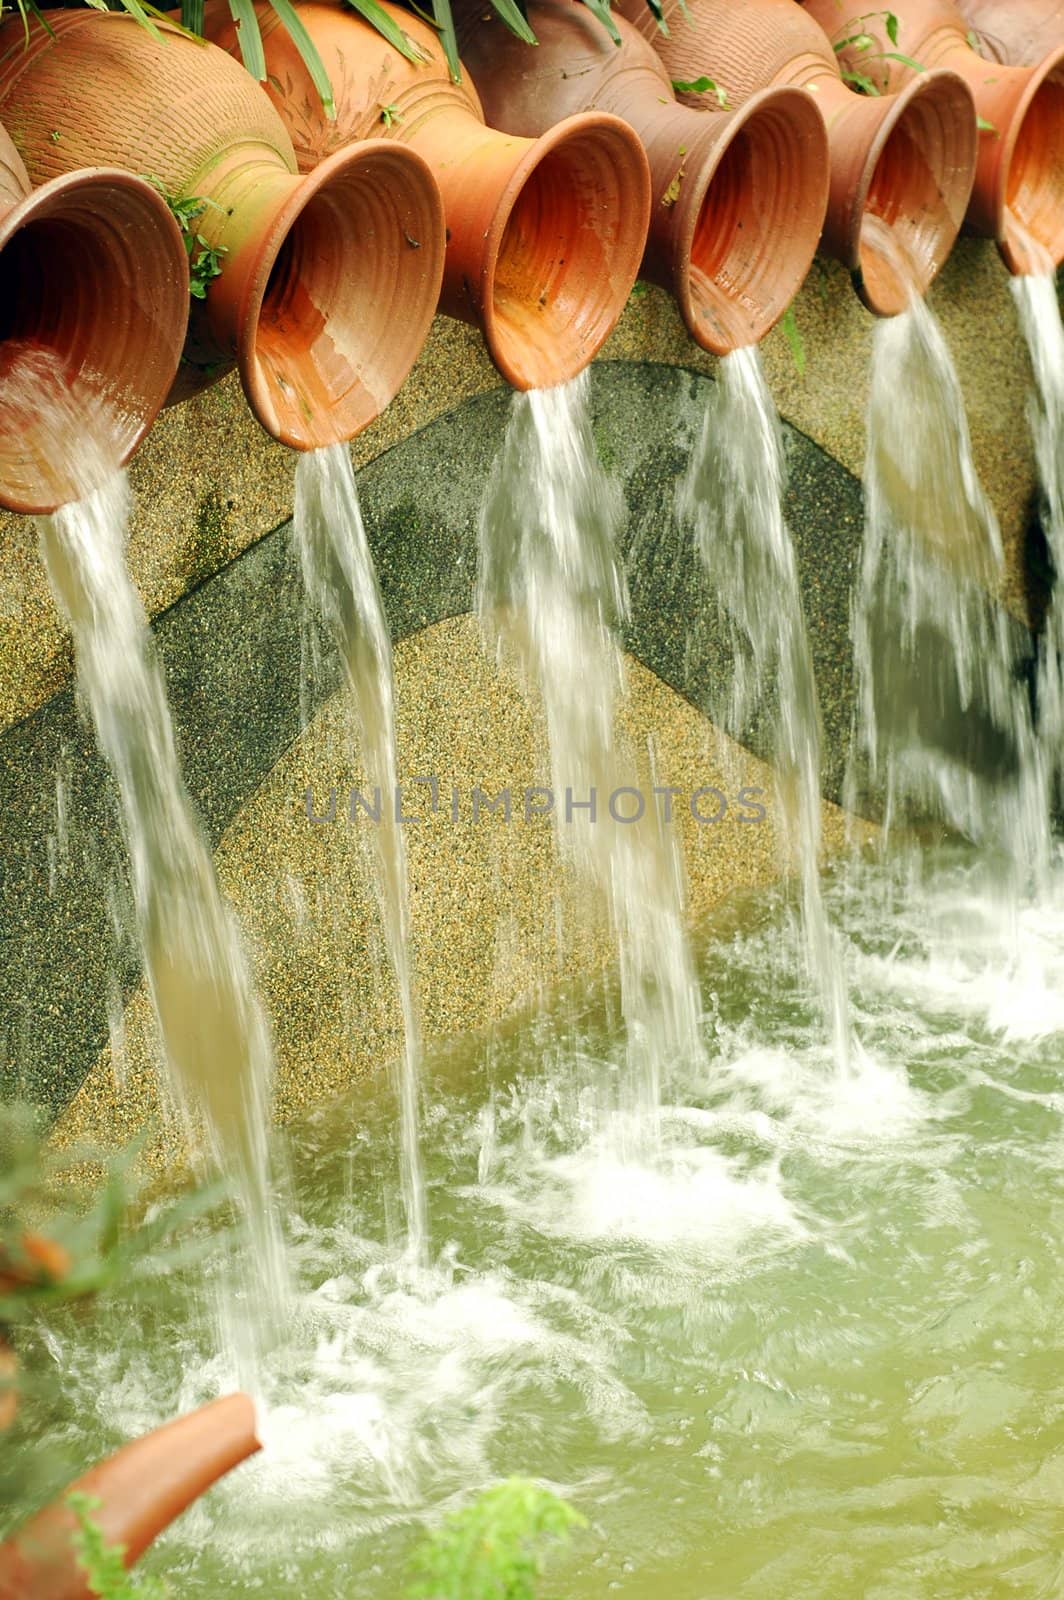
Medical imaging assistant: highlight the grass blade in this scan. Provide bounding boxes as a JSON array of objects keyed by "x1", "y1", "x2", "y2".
[
  {"x1": 115, "y1": 0, "x2": 165, "y2": 42},
  {"x1": 227, "y1": 0, "x2": 267, "y2": 80},
  {"x1": 431, "y1": 0, "x2": 461, "y2": 83},
  {"x1": 268, "y1": 0, "x2": 336, "y2": 117},
  {"x1": 342, "y1": 0, "x2": 428, "y2": 63},
  {"x1": 580, "y1": 0, "x2": 621, "y2": 46},
  {"x1": 489, "y1": 0, "x2": 537, "y2": 45}
]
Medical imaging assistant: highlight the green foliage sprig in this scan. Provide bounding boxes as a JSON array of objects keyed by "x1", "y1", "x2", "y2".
[
  {"x1": 830, "y1": 9, "x2": 921, "y2": 93},
  {"x1": 671, "y1": 74, "x2": 728, "y2": 108},
  {"x1": 406, "y1": 1479, "x2": 586, "y2": 1600},
  {"x1": 69, "y1": 1495, "x2": 170, "y2": 1599},
  {"x1": 0, "y1": 1103, "x2": 224, "y2": 1331},
  {"x1": 144, "y1": 180, "x2": 228, "y2": 301}
]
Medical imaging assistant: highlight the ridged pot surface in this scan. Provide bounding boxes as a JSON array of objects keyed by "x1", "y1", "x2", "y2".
[
  {"x1": 454, "y1": 0, "x2": 828, "y2": 350},
  {"x1": 0, "y1": 104, "x2": 188, "y2": 509},
  {"x1": 204, "y1": 0, "x2": 652, "y2": 389},
  {"x1": 614, "y1": 0, "x2": 977, "y2": 311},
  {"x1": 958, "y1": 0, "x2": 1064, "y2": 67},
  {"x1": 805, "y1": 0, "x2": 1064, "y2": 270},
  {"x1": 0, "y1": 11, "x2": 446, "y2": 445}
]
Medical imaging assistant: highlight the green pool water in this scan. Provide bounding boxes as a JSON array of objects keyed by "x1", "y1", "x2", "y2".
[{"x1": 15, "y1": 842, "x2": 1064, "y2": 1598}]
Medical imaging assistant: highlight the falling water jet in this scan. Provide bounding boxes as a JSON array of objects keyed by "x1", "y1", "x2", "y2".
[
  {"x1": 847, "y1": 225, "x2": 1049, "y2": 881},
  {"x1": 293, "y1": 445, "x2": 428, "y2": 1266},
  {"x1": 1008, "y1": 246, "x2": 1064, "y2": 830},
  {"x1": 477, "y1": 371, "x2": 703, "y2": 1138},
  {"x1": 678, "y1": 345, "x2": 853, "y2": 1070},
  {"x1": 29, "y1": 361, "x2": 289, "y2": 1380}
]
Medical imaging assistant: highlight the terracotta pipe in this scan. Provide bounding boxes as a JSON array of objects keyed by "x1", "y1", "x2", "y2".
[
  {"x1": 452, "y1": 0, "x2": 828, "y2": 353},
  {"x1": 614, "y1": 0, "x2": 978, "y2": 316},
  {"x1": 202, "y1": 0, "x2": 652, "y2": 390},
  {"x1": 0, "y1": 12, "x2": 446, "y2": 448},
  {"x1": 0, "y1": 1393, "x2": 259, "y2": 1600},
  {"x1": 804, "y1": 0, "x2": 1064, "y2": 273},
  {"x1": 957, "y1": 0, "x2": 1064, "y2": 68},
  {"x1": 0, "y1": 121, "x2": 187, "y2": 513}
]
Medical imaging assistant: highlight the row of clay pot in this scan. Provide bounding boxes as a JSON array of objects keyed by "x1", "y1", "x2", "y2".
[{"x1": 1, "y1": 0, "x2": 1063, "y2": 515}]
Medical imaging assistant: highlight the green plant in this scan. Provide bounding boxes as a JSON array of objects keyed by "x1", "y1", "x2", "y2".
[
  {"x1": 779, "y1": 305, "x2": 805, "y2": 376},
  {"x1": 69, "y1": 1495, "x2": 169, "y2": 1599},
  {"x1": 0, "y1": 1102, "x2": 223, "y2": 1330},
  {"x1": 671, "y1": 74, "x2": 728, "y2": 108},
  {"x1": 831, "y1": 10, "x2": 922, "y2": 93},
  {"x1": 0, "y1": 1101, "x2": 226, "y2": 1526},
  {"x1": 406, "y1": 1479, "x2": 586, "y2": 1600},
  {"x1": 143, "y1": 180, "x2": 228, "y2": 300}
]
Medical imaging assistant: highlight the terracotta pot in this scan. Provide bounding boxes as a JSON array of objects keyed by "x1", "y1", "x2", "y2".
[
  {"x1": 0, "y1": 12, "x2": 446, "y2": 448},
  {"x1": 453, "y1": 0, "x2": 827, "y2": 353},
  {"x1": 957, "y1": 0, "x2": 1064, "y2": 67},
  {"x1": 0, "y1": 1393, "x2": 259, "y2": 1600},
  {"x1": 804, "y1": 0, "x2": 1064, "y2": 273},
  {"x1": 202, "y1": 0, "x2": 651, "y2": 390},
  {"x1": 614, "y1": 0, "x2": 978, "y2": 315},
  {"x1": 0, "y1": 120, "x2": 187, "y2": 512}
]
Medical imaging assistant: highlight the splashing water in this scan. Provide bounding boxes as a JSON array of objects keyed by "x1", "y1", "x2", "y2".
[
  {"x1": 848, "y1": 236, "x2": 1047, "y2": 880},
  {"x1": 1010, "y1": 265, "x2": 1064, "y2": 823},
  {"x1": 477, "y1": 373, "x2": 702, "y2": 1129},
  {"x1": 31, "y1": 361, "x2": 288, "y2": 1371},
  {"x1": 294, "y1": 444, "x2": 427, "y2": 1263},
  {"x1": 14, "y1": 837, "x2": 1064, "y2": 1598},
  {"x1": 678, "y1": 345, "x2": 851, "y2": 1069}
]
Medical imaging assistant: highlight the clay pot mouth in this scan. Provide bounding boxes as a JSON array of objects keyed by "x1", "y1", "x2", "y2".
[
  {"x1": 240, "y1": 142, "x2": 446, "y2": 449},
  {"x1": 997, "y1": 46, "x2": 1064, "y2": 274},
  {"x1": 482, "y1": 111, "x2": 650, "y2": 391},
  {"x1": 854, "y1": 69, "x2": 977, "y2": 316},
  {"x1": 0, "y1": 169, "x2": 187, "y2": 513},
  {"x1": 676, "y1": 86, "x2": 828, "y2": 352}
]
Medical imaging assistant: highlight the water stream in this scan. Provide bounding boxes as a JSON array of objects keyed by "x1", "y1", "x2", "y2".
[
  {"x1": 477, "y1": 372, "x2": 703, "y2": 1130},
  {"x1": 1010, "y1": 267, "x2": 1064, "y2": 824},
  {"x1": 847, "y1": 232, "x2": 1048, "y2": 882},
  {"x1": 678, "y1": 344, "x2": 852, "y2": 1069},
  {"x1": 293, "y1": 444, "x2": 428, "y2": 1264},
  {"x1": 31, "y1": 365, "x2": 288, "y2": 1369}
]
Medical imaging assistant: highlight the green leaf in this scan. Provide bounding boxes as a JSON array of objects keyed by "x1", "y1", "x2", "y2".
[
  {"x1": 977, "y1": 113, "x2": 997, "y2": 133},
  {"x1": 430, "y1": 0, "x2": 461, "y2": 82},
  {"x1": 406, "y1": 1480, "x2": 586, "y2": 1600},
  {"x1": 579, "y1": 0, "x2": 621, "y2": 45},
  {"x1": 268, "y1": 0, "x2": 336, "y2": 117},
  {"x1": 113, "y1": 0, "x2": 165, "y2": 43},
  {"x1": 780, "y1": 305, "x2": 806, "y2": 377},
  {"x1": 882, "y1": 48, "x2": 922, "y2": 70},
  {"x1": 885, "y1": 10, "x2": 899, "y2": 44},
  {"x1": 671, "y1": 73, "x2": 727, "y2": 107},
  {"x1": 644, "y1": 0, "x2": 668, "y2": 35},
  {"x1": 16, "y1": 0, "x2": 54, "y2": 35},
  {"x1": 342, "y1": 0, "x2": 428, "y2": 64},
  {"x1": 226, "y1": 0, "x2": 267, "y2": 81},
  {"x1": 487, "y1": 0, "x2": 537, "y2": 45},
  {"x1": 840, "y1": 67, "x2": 879, "y2": 94},
  {"x1": 179, "y1": 0, "x2": 204, "y2": 34}
]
